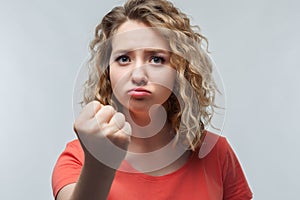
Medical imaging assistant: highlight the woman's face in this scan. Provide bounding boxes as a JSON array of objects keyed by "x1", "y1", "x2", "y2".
[{"x1": 109, "y1": 20, "x2": 176, "y2": 114}]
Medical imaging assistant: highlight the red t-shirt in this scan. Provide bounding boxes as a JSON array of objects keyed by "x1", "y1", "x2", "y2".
[{"x1": 52, "y1": 133, "x2": 253, "y2": 199}]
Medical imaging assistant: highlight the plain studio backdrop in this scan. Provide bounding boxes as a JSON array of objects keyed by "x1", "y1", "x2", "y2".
[{"x1": 0, "y1": 0, "x2": 299, "y2": 199}]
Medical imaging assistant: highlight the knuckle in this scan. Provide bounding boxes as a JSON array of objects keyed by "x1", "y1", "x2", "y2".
[
  {"x1": 115, "y1": 112, "x2": 125, "y2": 120},
  {"x1": 105, "y1": 105, "x2": 116, "y2": 112},
  {"x1": 116, "y1": 112, "x2": 125, "y2": 119},
  {"x1": 122, "y1": 122, "x2": 132, "y2": 135},
  {"x1": 90, "y1": 100, "x2": 101, "y2": 106},
  {"x1": 73, "y1": 119, "x2": 82, "y2": 131},
  {"x1": 109, "y1": 131, "x2": 130, "y2": 147},
  {"x1": 112, "y1": 112, "x2": 125, "y2": 129}
]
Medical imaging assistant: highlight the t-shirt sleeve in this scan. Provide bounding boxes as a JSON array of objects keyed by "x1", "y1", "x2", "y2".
[
  {"x1": 51, "y1": 140, "x2": 84, "y2": 198},
  {"x1": 221, "y1": 139, "x2": 253, "y2": 200}
]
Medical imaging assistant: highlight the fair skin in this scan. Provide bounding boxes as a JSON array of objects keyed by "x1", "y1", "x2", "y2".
[
  {"x1": 109, "y1": 20, "x2": 176, "y2": 152},
  {"x1": 56, "y1": 20, "x2": 191, "y2": 200}
]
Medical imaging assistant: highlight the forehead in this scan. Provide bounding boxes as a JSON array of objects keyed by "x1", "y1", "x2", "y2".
[{"x1": 111, "y1": 20, "x2": 170, "y2": 52}]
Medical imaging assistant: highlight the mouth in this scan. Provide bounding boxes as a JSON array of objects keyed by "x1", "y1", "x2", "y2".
[{"x1": 128, "y1": 87, "x2": 151, "y2": 97}]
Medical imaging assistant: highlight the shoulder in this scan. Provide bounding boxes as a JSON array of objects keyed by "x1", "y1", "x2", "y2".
[
  {"x1": 198, "y1": 130, "x2": 231, "y2": 159},
  {"x1": 195, "y1": 131, "x2": 243, "y2": 176},
  {"x1": 199, "y1": 132, "x2": 253, "y2": 199},
  {"x1": 65, "y1": 139, "x2": 82, "y2": 152},
  {"x1": 52, "y1": 139, "x2": 84, "y2": 198},
  {"x1": 58, "y1": 139, "x2": 84, "y2": 163},
  {"x1": 52, "y1": 139, "x2": 84, "y2": 171}
]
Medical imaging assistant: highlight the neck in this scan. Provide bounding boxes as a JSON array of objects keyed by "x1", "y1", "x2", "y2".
[{"x1": 122, "y1": 106, "x2": 174, "y2": 153}]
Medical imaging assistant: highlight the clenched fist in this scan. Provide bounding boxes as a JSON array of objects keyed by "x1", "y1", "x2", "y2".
[{"x1": 74, "y1": 101, "x2": 131, "y2": 169}]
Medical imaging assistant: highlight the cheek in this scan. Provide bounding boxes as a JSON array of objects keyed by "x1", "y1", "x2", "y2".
[
  {"x1": 109, "y1": 67, "x2": 124, "y2": 89},
  {"x1": 109, "y1": 69, "x2": 117, "y2": 89},
  {"x1": 109, "y1": 67, "x2": 129, "y2": 99},
  {"x1": 152, "y1": 69, "x2": 176, "y2": 90},
  {"x1": 109, "y1": 69, "x2": 122, "y2": 103}
]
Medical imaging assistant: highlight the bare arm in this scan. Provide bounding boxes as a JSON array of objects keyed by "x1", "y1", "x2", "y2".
[
  {"x1": 56, "y1": 101, "x2": 131, "y2": 200},
  {"x1": 56, "y1": 152, "x2": 116, "y2": 200}
]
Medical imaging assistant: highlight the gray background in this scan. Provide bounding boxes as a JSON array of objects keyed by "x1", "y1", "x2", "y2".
[{"x1": 1, "y1": 0, "x2": 299, "y2": 199}]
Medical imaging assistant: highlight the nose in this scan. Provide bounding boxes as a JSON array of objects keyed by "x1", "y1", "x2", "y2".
[{"x1": 131, "y1": 64, "x2": 148, "y2": 86}]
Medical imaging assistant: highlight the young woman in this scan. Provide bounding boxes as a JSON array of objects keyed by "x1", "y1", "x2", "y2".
[{"x1": 52, "y1": 0, "x2": 253, "y2": 199}]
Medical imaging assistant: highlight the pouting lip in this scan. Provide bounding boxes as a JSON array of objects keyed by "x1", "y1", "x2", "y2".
[{"x1": 128, "y1": 87, "x2": 151, "y2": 93}]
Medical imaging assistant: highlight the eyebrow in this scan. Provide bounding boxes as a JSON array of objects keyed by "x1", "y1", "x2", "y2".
[{"x1": 111, "y1": 48, "x2": 170, "y2": 56}]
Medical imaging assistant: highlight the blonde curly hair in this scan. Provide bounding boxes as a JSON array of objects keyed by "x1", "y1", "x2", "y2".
[{"x1": 82, "y1": 0, "x2": 218, "y2": 150}]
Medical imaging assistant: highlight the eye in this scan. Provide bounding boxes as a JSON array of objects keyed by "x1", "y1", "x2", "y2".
[
  {"x1": 116, "y1": 55, "x2": 130, "y2": 65},
  {"x1": 150, "y1": 56, "x2": 165, "y2": 64}
]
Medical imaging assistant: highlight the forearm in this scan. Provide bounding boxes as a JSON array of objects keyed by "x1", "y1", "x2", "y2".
[
  {"x1": 70, "y1": 153, "x2": 116, "y2": 200},
  {"x1": 62, "y1": 102, "x2": 129, "y2": 200}
]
